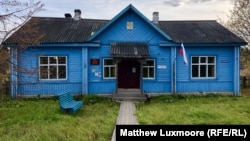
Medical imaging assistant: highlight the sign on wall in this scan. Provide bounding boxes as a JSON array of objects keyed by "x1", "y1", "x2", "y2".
[{"x1": 90, "y1": 59, "x2": 100, "y2": 65}]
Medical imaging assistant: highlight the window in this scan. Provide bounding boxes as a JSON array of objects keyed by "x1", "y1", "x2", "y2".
[
  {"x1": 143, "y1": 59, "x2": 155, "y2": 79},
  {"x1": 103, "y1": 59, "x2": 116, "y2": 79},
  {"x1": 39, "y1": 56, "x2": 67, "y2": 80},
  {"x1": 191, "y1": 56, "x2": 216, "y2": 78}
]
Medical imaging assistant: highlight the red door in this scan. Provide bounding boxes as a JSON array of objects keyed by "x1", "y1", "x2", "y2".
[{"x1": 118, "y1": 60, "x2": 140, "y2": 88}]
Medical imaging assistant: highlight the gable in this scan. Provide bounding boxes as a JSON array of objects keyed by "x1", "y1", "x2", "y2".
[{"x1": 88, "y1": 4, "x2": 172, "y2": 44}]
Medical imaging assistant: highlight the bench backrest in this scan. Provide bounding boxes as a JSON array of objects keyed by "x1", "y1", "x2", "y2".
[{"x1": 57, "y1": 92, "x2": 74, "y2": 106}]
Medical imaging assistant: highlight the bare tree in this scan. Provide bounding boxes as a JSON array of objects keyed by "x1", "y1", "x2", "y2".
[
  {"x1": 226, "y1": 0, "x2": 250, "y2": 76},
  {"x1": 0, "y1": 0, "x2": 44, "y2": 44},
  {"x1": 0, "y1": 0, "x2": 44, "y2": 97},
  {"x1": 227, "y1": 0, "x2": 249, "y2": 48}
]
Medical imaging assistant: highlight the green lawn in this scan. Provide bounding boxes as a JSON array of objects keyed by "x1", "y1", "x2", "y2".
[
  {"x1": 1, "y1": 90, "x2": 250, "y2": 140},
  {"x1": 136, "y1": 91, "x2": 250, "y2": 125},
  {"x1": 0, "y1": 95, "x2": 119, "y2": 141}
]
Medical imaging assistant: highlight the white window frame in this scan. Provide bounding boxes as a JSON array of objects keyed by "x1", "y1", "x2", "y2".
[
  {"x1": 191, "y1": 56, "x2": 216, "y2": 79},
  {"x1": 143, "y1": 59, "x2": 155, "y2": 79},
  {"x1": 103, "y1": 58, "x2": 116, "y2": 79},
  {"x1": 39, "y1": 56, "x2": 67, "y2": 80}
]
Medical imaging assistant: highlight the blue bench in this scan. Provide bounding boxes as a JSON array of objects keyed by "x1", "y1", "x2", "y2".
[{"x1": 57, "y1": 92, "x2": 84, "y2": 114}]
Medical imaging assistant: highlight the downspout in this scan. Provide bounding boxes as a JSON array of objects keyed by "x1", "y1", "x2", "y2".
[
  {"x1": 171, "y1": 46, "x2": 177, "y2": 95},
  {"x1": 82, "y1": 47, "x2": 88, "y2": 95},
  {"x1": 234, "y1": 46, "x2": 240, "y2": 96},
  {"x1": 10, "y1": 47, "x2": 18, "y2": 99}
]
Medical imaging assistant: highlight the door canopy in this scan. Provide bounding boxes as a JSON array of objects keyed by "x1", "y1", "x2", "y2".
[{"x1": 110, "y1": 42, "x2": 150, "y2": 58}]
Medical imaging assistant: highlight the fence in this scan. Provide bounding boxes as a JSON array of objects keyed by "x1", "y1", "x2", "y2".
[
  {"x1": 0, "y1": 81, "x2": 10, "y2": 96},
  {"x1": 241, "y1": 76, "x2": 250, "y2": 88}
]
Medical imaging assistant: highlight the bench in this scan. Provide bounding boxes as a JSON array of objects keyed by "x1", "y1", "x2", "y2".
[{"x1": 56, "y1": 91, "x2": 84, "y2": 114}]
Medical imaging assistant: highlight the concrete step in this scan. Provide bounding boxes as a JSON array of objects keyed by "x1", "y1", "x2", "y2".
[
  {"x1": 117, "y1": 88, "x2": 141, "y2": 95},
  {"x1": 113, "y1": 96, "x2": 147, "y2": 102},
  {"x1": 113, "y1": 88, "x2": 147, "y2": 102}
]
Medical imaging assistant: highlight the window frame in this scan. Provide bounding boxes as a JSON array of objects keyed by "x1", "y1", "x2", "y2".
[
  {"x1": 39, "y1": 56, "x2": 67, "y2": 80},
  {"x1": 191, "y1": 56, "x2": 216, "y2": 79},
  {"x1": 103, "y1": 58, "x2": 116, "y2": 79},
  {"x1": 143, "y1": 59, "x2": 155, "y2": 79}
]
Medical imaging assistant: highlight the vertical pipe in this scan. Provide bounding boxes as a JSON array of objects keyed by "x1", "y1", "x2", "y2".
[
  {"x1": 171, "y1": 46, "x2": 177, "y2": 95},
  {"x1": 234, "y1": 46, "x2": 240, "y2": 96},
  {"x1": 82, "y1": 47, "x2": 88, "y2": 95}
]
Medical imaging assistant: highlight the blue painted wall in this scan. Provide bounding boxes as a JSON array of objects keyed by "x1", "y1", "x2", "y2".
[
  {"x1": 18, "y1": 47, "x2": 83, "y2": 95},
  {"x1": 143, "y1": 46, "x2": 172, "y2": 93},
  {"x1": 93, "y1": 10, "x2": 167, "y2": 45},
  {"x1": 87, "y1": 9, "x2": 173, "y2": 94},
  {"x1": 175, "y1": 46, "x2": 236, "y2": 93}
]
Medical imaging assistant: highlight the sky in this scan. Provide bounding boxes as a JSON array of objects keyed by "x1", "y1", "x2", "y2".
[{"x1": 36, "y1": 0, "x2": 234, "y2": 22}]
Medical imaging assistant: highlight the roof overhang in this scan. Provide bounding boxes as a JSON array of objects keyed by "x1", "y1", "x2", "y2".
[{"x1": 110, "y1": 42, "x2": 150, "y2": 58}]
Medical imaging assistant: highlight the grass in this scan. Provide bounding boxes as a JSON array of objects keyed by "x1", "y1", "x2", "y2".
[
  {"x1": 136, "y1": 90, "x2": 250, "y2": 125},
  {"x1": 0, "y1": 95, "x2": 119, "y2": 141},
  {"x1": 1, "y1": 90, "x2": 250, "y2": 140}
]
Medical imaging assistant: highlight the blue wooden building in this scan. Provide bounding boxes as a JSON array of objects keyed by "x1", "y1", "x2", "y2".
[{"x1": 3, "y1": 5, "x2": 247, "y2": 98}]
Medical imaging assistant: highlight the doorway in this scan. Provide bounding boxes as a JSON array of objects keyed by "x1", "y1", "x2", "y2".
[{"x1": 118, "y1": 60, "x2": 140, "y2": 88}]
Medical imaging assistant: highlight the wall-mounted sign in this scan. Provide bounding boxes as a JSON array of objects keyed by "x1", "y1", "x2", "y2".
[
  {"x1": 90, "y1": 59, "x2": 100, "y2": 65},
  {"x1": 157, "y1": 65, "x2": 167, "y2": 69},
  {"x1": 127, "y1": 21, "x2": 133, "y2": 30},
  {"x1": 221, "y1": 60, "x2": 229, "y2": 63}
]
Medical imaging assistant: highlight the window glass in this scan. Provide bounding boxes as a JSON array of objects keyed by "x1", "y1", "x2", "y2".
[
  {"x1": 143, "y1": 60, "x2": 155, "y2": 79},
  {"x1": 191, "y1": 56, "x2": 216, "y2": 79},
  {"x1": 103, "y1": 59, "x2": 116, "y2": 79},
  {"x1": 200, "y1": 65, "x2": 207, "y2": 77},
  {"x1": 58, "y1": 57, "x2": 66, "y2": 64},
  {"x1": 192, "y1": 65, "x2": 199, "y2": 77},
  {"x1": 40, "y1": 66, "x2": 48, "y2": 79},
  {"x1": 40, "y1": 57, "x2": 48, "y2": 64},
  {"x1": 58, "y1": 66, "x2": 66, "y2": 78},
  {"x1": 192, "y1": 57, "x2": 199, "y2": 64},
  {"x1": 39, "y1": 56, "x2": 67, "y2": 80},
  {"x1": 208, "y1": 57, "x2": 215, "y2": 63},
  {"x1": 208, "y1": 65, "x2": 215, "y2": 77},
  {"x1": 49, "y1": 66, "x2": 57, "y2": 79},
  {"x1": 200, "y1": 57, "x2": 206, "y2": 63},
  {"x1": 49, "y1": 57, "x2": 57, "y2": 64}
]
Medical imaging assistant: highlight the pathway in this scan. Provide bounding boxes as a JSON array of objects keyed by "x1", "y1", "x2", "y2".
[{"x1": 111, "y1": 101, "x2": 139, "y2": 141}]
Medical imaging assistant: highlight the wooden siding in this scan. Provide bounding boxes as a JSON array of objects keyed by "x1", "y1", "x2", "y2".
[
  {"x1": 176, "y1": 46, "x2": 235, "y2": 93},
  {"x1": 88, "y1": 81, "x2": 116, "y2": 94},
  {"x1": 18, "y1": 83, "x2": 82, "y2": 95},
  {"x1": 142, "y1": 47, "x2": 172, "y2": 93},
  {"x1": 143, "y1": 81, "x2": 171, "y2": 93},
  {"x1": 176, "y1": 81, "x2": 233, "y2": 93},
  {"x1": 94, "y1": 11, "x2": 167, "y2": 44},
  {"x1": 17, "y1": 47, "x2": 83, "y2": 95},
  {"x1": 86, "y1": 11, "x2": 173, "y2": 94}
]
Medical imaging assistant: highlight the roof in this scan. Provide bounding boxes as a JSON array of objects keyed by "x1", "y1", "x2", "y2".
[
  {"x1": 158, "y1": 20, "x2": 246, "y2": 44},
  {"x1": 110, "y1": 42, "x2": 149, "y2": 58},
  {"x1": 4, "y1": 17, "x2": 108, "y2": 44},
  {"x1": 3, "y1": 5, "x2": 247, "y2": 45}
]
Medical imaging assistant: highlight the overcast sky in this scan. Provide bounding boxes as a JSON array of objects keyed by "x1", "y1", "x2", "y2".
[{"x1": 36, "y1": 0, "x2": 234, "y2": 21}]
